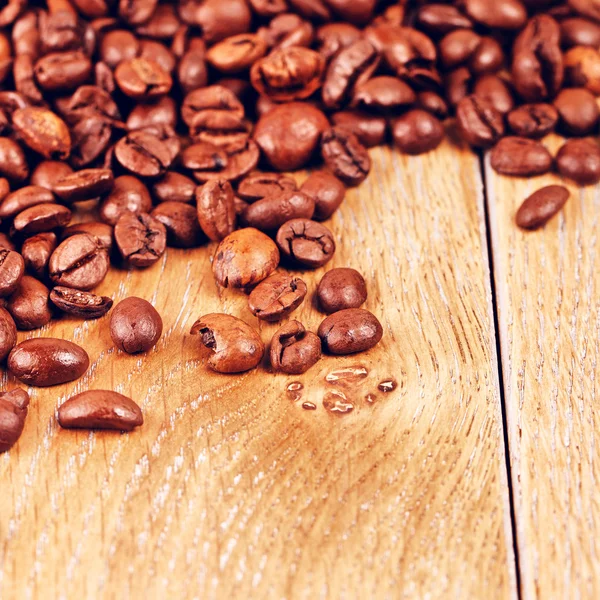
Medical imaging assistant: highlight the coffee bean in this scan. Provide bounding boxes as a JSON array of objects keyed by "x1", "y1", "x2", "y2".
[
  {"x1": 490, "y1": 137, "x2": 553, "y2": 177},
  {"x1": 207, "y1": 33, "x2": 268, "y2": 74},
  {"x1": 315, "y1": 23, "x2": 362, "y2": 61},
  {"x1": 351, "y1": 76, "x2": 416, "y2": 113},
  {"x1": 126, "y1": 97, "x2": 177, "y2": 131},
  {"x1": 196, "y1": 179, "x2": 236, "y2": 241},
  {"x1": 321, "y1": 127, "x2": 371, "y2": 186},
  {"x1": 445, "y1": 67, "x2": 473, "y2": 108},
  {"x1": 137, "y1": 4, "x2": 180, "y2": 38},
  {"x1": 242, "y1": 190, "x2": 315, "y2": 232},
  {"x1": 151, "y1": 202, "x2": 204, "y2": 248},
  {"x1": 238, "y1": 172, "x2": 297, "y2": 203},
  {"x1": 193, "y1": 138, "x2": 259, "y2": 183},
  {"x1": 456, "y1": 95, "x2": 504, "y2": 148},
  {"x1": 186, "y1": 0, "x2": 251, "y2": 45},
  {"x1": 53, "y1": 168, "x2": 114, "y2": 204},
  {"x1": 564, "y1": 46, "x2": 600, "y2": 95},
  {"x1": 115, "y1": 58, "x2": 172, "y2": 100},
  {"x1": 417, "y1": 92, "x2": 449, "y2": 120},
  {"x1": 21, "y1": 232, "x2": 57, "y2": 279},
  {"x1": 417, "y1": 4, "x2": 473, "y2": 35},
  {"x1": 114, "y1": 130, "x2": 175, "y2": 178},
  {"x1": 181, "y1": 85, "x2": 244, "y2": 128},
  {"x1": 0, "y1": 186, "x2": 55, "y2": 220},
  {"x1": 110, "y1": 297, "x2": 162, "y2": 354},
  {"x1": 472, "y1": 74, "x2": 514, "y2": 115},
  {"x1": 331, "y1": 110, "x2": 387, "y2": 148},
  {"x1": 507, "y1": 103, "x2": 559, "y2": 138},
  {"x1": 62, "y1": 222, "x2": 113, "y2": 252},
  {"x1": 270, "y1": 320, "x2": 321, "y2": 375},
  {"x1": 0, "y1": 137, "x2": 29, "y2": 182},
  {"x1": 100, "y1": 29, "x2": 139, "y2": 68},
  {"x1": 318, "y1": 308, "x2": 383, "y2": 355},
  {"x1": 439, "y1": 30, "x2": 482, "y2": 69},
  {"x1": 120, "y1": 0, "x2": 158, "y2": 26},
  {"x1": 556, "y1": 138, "x2": 600, "y2": 186},
  {"x1": 99, "y1": 175, "x2": 152, "y2": 226},
  {"x1": 461, "y1": 0, "x2": 527, "y2": 30},
  {"x1": 0, "y1": 306, "x2": 16, "y2": 362},
  {"x1": 189, "y1": 110, "x2": 250, "y2": 150},
  {"x1": 516, "y1": 185, "x2": 569, "y2": 230},
  {"x1": 392, "y1": 109, "x2": 444, "y2": 155},
  {"x1": 317, "y1": 268, "x2": 367, "y2": 313},
  {"x1": 114, "y1": 212, "x2": 167, "y2": 268},
  {"x1": 300, "y1": 170, "x2": 345, "y2": 221},
  {"x1": 190, "y1": 313, "x2": 264, "y2": 373},
  {"x1": 152, "y1": 172, "x2": 197, "y2": 204},
  {"x1": 0, "y1": 387, "x2": 28, "y2": 453},
  {"x1": 553, "y1": 88, "x2": 600, "y2": 136},
  {"x1": 0, "y1": 249, "x2": 24, "y2": 297},
  {"x1": 248, "y1": 272, "x2": 307, "y2": 322},
  {"x1": 13, "y1": 203, "x2": 71, "y2": 236},
  {"x1": 561, "y1": 19, "x2": 600, "y2": 50},
  {"x1": 8, "y1": 338, "x2": 89, "y2": 386},
  {"x1": 6, "y1": 275, "x2": 51, "y2": 330},
  {"x1": 50, "y1": 286, "x2": 113, "y2": 319},
  {"x1": 213, "y1": 227, "x2": 279, "y2": 289},
  {"x1": 12, "y1": 107, "x2": 71, "y2": 160},
  {"x1": 34, "y1": 51, "x2": 92, "y2": 92},
  {"x1": 276, "y1": 218, "x2": 335, "y2": 268}
]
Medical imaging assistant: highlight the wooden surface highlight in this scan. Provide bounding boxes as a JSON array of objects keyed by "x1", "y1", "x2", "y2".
[{"x1": 0, "y1": 142, "x2": 516, "y2": 599}]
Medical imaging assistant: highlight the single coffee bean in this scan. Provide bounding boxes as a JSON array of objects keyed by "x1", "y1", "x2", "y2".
[
  {"x1": 207, "y1": 33, "x2": 268, "y2": 74},
  {"x1": 564, "y1": 46, "x2": 600, "y2": 95},
  {"x1": 115, "y1": 58, "x2": 172, "y2": 100},
  {"x1": 50, "y1": 286, "x2": 113, "y2": 319},
  {"x1": 100, "y1": 29, "x2": 139, "y2": 68},
  {"x1": 151, "y1": 202, "x2": 205, "y2": 248},
  {"x1": 0, "y1": 138, "x2": 28, "y2": 182},
  {"x1": 114, "y1": 212, "x2": 167, "y2": 268},
  {"x1": 460, "y1": 0, "x2": 527, "y2": 31},
  {"x1": 270, "y1": 320, "x2": 321, "y2": 375},
  {"x1": 238, "y1": 172, "x2": 297, "y2": 203},
  {"x1": 126, "y1": 97, "x2": 177, "y2": 131},
  {"x1": 196, "y1": 179, "x2": 236, "y2": 241},
  {"x1": 0, "y1": 186, "x2": 55, "y2": 220},
  {"x1": 99, "y1": 175, "x2": 152, "y2": 226},
  {"x1": 331, "y1": 110, "x2": 387, "y2": 148},
  {"x1": 12, "y1": 203, "x2": 71, "y2": 236},
  {"x1": 315, "y1": 22, "x2": 361, "y2": 61},
  {"x1": 62, "y1": 222, "x2": 113, "y2": 252},
  {"x1": 560, "y1": 18, "x2": 600, "y2": 49},
  {"x1": 242, "y1": 190, "x2": 315, "y2": 232},
  {"x1": 259, "y1": 12, "x2": 315, "y2": 48},
  {"x1": 114, "y1": 130, "x2": 174, "y2": 178},
  {"x1": 53, "y1": 168, "x2": 114, "y2": 204},
  {"x1": 181, "y1": 85, "x2": 244, "y2": 128},
  {"x1": 507, "y1": 104, "x2": 559, "y2": 138},
  {"x1": 193, "y1": 138, "x2": 260, "y2": 183},
  {"x1": 248, "y1": 272, "x2": 307, "y2": 322},
  {"x1": 0, "y1": 306, "x2": 16, "y2": 362},
  {"x1": 21, "y1": 232, "x2": 57, "y2": 279},
  {"x1": 190, "y1": 313, "x2": 264, "y2": 373},
  {"x1": 58, "y1": 390, "x2": 143, "y2": 431},
  {"x1": 213, "y1": 227, "x2": 279, "y2": 289},
  {"x1": 181, "y1": 141, "x2": 229, "y2": 172},
  {"x1": 351, "y1": 76, "x2": 416, "y2": 113},
  {"x1": 34, "y1": 51, "x2": 92, "y2": 92},
  {"x1": 472, "y1": 74, "x2": 514, "y2": 115},
  {"x1": 553, "y1": 88, "x2": 600, "y2": 136},
  {"x1": 318, "y1": 308, "x2": 383, "y2": 355},
  {"x1": 6, "y1": 276, "x2": 52, "y2": 330},
  {"x1": 300, "y1": 170, "x2": 345, "y2": 221},
  {"x1": 555, "y1": 138, "x2": 600, "y2": 186},
  {"x1": 456, "y1": 95, "x2": 504, "y2": 148},
  {"x1": 110, "y1": 297, "x2": 163, "y2": 354},
  {"x1": 490, "y1": 137, "x2": 553, "y2": 177},
  {"x1": 152, "y1": 172, "x2": 197, "y2": 204},
  {"x1": 0, "y1": 388, "x2": 28, "y2": 453},
  {"x1": 12, "y1": 107, "x2": 71, "y2": 160},
  {"x1": 317, "y1": 268, "x2": 367, "y2": 313},
  {"x1": 276, "y1": 218, "x2": 335, "y2": 268},
  {"x1": 321, "y1": 127, "x2": 371, "y2": 186},
  {"x1": 392, "y1": 109, "x2": 444, "y2": 155},
  {"x1": 189, "y1": 110, "x2": 250, "y2": 151},
  {"x1": 439, "y1": 29, "x2": 481, "y2": 69},
  {"x1": 516, "y1": 185, "x2": 569, "y2": 230},
  {"x1": 8, "y1": 338, "x2": 89, "y2": 386},
  {"x1": 0, "y1": 249, "x2": 24, "y2": 297},
  {"x1": 49, "y1": 233, "x2": 110, "y2": 290},
  {"x1": 417, "y1": 4, "x2": 473, "y2": 35},
  {"x1": 417, "y1": 92, "x2": 449, "y2": 120}
]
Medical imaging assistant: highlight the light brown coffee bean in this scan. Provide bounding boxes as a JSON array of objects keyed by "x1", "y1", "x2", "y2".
[
  {"x1": 196, "y1": 179, "x2": 236, "y2": 241},
  {"x1": 270, "y1": 320, "x2": 321, "y2": 375},
  {"x1": 110, "y1": 297, "x2": 163, "y2": 354},
  {"x1": 12, "y1": 107, "x2": 71, "y2": 159},
  {"x1": 248, "y1": 272, "x2": 307, "y2": 322},
  {"x1": 318, "y1": 308, "x2": 383, "y2": 355},
  {"x1": 49, "y1": 286, "x2": 113, "y2": 319},
  {"x1": 516, "y1": 185, "x2": 569, "y2": 230}
]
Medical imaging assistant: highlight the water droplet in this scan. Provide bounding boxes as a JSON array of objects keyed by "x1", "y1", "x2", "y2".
[
  {"x1": 325, "y1": 365, "x2": 368, "y2": 384},
  {"x1": 378, "y1": 379, "x2": 397, "y2": 393},
  {"x1": 287, "y1": 381, "x2": 303, "y2": 401},
  {"x1": 323, "y1": 390, "x2": 354, "y2": 414},
  {"x1": 365, "y1": 393, "x2": 378, "y2": 404},
  {"x1": 302, "y1": 401, "x2": 317, "y2": 411}
]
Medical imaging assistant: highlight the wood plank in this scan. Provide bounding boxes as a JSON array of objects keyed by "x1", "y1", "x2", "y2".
[
  {"x1": 1, "y1": 142, "x2": 516, "y2": 599},
  {"x1": 485, "y1": 136, "x2": 600, "y2": 599}
]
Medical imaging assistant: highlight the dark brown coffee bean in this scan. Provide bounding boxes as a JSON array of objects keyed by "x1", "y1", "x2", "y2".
[
  {"x1": 248, "y1": 272, "x2": 307, "y2": 322},
  {"x1": 181, "y1": 85, "x2": 244, "y2": 128},
  {"x1": 556, "y1": 138, "x2": 600, "y2": 186},
  {"x1": 472, "y1": 74, "x2": 514, "y2": 115},
  {"x1": 507, "y1": 104, "x2": 559, "y2": 138},
  {"x1": 490, "y1": 137, "x2": 553, "y2": 177},
  {"x1": 62, "y1": 222, "x2": 113, "y2": 251},
  {"x1": 242, "y1": 190, "x2": 315, "y2": 232},
  {"x1": 392, "y1": 109, "x2": 444, "y2": 155},
  {"x1": 417, "y1": 4, "x2": 473, "y2": 35},
  {"x1": 126, "y1": 97, "x2": 177, "y2": 131},
  {"x1": 183, "y1": 0, "x2": 251, "y2": 45},
  {"x1": 460, "y1": 0, "x2": 527, "y2": 30},
  {"x1": 0, "y1": 186, "x2": 55, "y2": 221},
  {"x1": 0, "y1": 387, "x2": 28, "y2": 453},
  {"x1": 469, "y1": 37, "x2": 505, "y2": 75},
  {"x1": 351, "y1": 76, "x2": 416, "y2": 113},
  {"x1": 115, "y1": 58, "x2": 172, "y2": 100},
  {"x1": 276, "y1": 218, "x2": 335, "y2": 268},
  {"x1": 100, "y1": 29, "x2": 139, "y2": 68},
  {"x1": 34, "y1": 51, "x2": 92, "y2": 92},
  {"x1": 325, "y1": 0, "x2": 375, "y2": 26},
  {"x1": 330, "y1": 110, "x2": 387, "y2": 148},
  {"x1": 114, "y1": 130, "x2": 174, "y2": 178},
  {"x1": 50, "y1": 286, "x2": 112, "y2": 320},
  {"x1": 321, "y1": 127, "x2": 371, "y2": 186},
  {"x1": 151, "y1": 202, "x2": 204, "y2": 248},
  {"x1": 13, "y1": 203, "x2": 71, "y2": 236},
  {"x1": 0, "y1": 249, "x2": 24, "y2": 297},
  {"x1": 99, "y1": 175, "x2": 152, "y2": 226},
  {"x1": 258, "y1": 12, "x2": 316, "y2": 47},
  {"x1": 193, "y1": 139, "x2": 259, "y2": 183},
  {"x1": 152, "y1": 172, "x2": 197, "y2": 204},
  {"x1": 21, "y1": 232, "x2": 57, "y2": 279},
  {"x1": 6, "y1": 276, "x2": 52, "y2": 330},
  {"x1": 207, "y1": 33, "x2": 267, "y2": 74},
  {"x1": 564, "y1": 46, "x2": 600, "y2": 95},
  {"x1": 190, "y1": 313, "x2": 264, "y2": 373},
  {"x1": 138, "y1": 40, "x2": 176, "y2": 75},
  {"x1": 270, "y1": 320, "x2": 320, "y2": 375},
  {"x1": 58, "y1": 390, "x2": 143, "y2": 431},
  {"x1": 0, "y1": 306, "x2": 16, "y2": 362},
  {"x1": 52, "y1": 168, "x2": 114, "y2": 204},
  {"x1": 254, "y1": 102, "x2": 329, "y2": 171},
  {"x1": 553, "y1": 88, "x2": 600, "y2": 136},
  {"x1": 13, "y1": 54, "x2": 44, "y2": 105},
  {"x1": 178, "y1": 46, "x2": 209, "y2": 94},
  {"x1": 417, "y1": 92, "x2": 449, "y2": 120},
  {"x1": 238, "y1": 172, "x2": 297, "y2": 203},
  {"x1": 181, "y1": 142, "x2": 228, "y2": 171},
  {"x1": 66, "y1": 85, "x2": 122, "y2": 124},
  {"x1": 49, "y1": 233, "x2": 109, "y2": 290},
  {"x1": 516, "y1": 185, "x2": 569, "y2": 230},
  {"x1": 456, "y1": 95, "x2": 504, "y2": 148},
  {"x1": 300, "y1": 170, "x2": 345, "y2": 221},
  {"x1": 110, "y1": 296, "x2": 162, "y2": 354},
  {"x1": 136, "y1": 4, "x2": 180, "y2": 38},
  {"x1": 0, "y1": 137, "x2": 29, "y2": 182},
  {"x1": 213, "y1": 227, "x2": 279, "y2": 289},
  {"x1": 318, "y1": 308, "x2": 383, "y2": 355},
  {"x1": 317, "y1": 268, "x2": 367, "y2": 313},
  {"x1": 114, "y1": 212, "x2": 167, "y2": 268},
  {"x1": 8, "y1": 338, "x2": 89, "y2": 386},
  {"x1": 195, "y1": 179, "x2": 236, "y2": 241},
  {"x1": 561, "y1": 18, "x2": 600, "y2": 49},
  {"x1": 12, "y1": 107, "x2": 71, "y2": 160},
  {"x1": 315, "y1": 23, "x2": 361, "y2": 61},
  {"x1": 439, "y1": 29, "x2": 482, "y2": 69}
]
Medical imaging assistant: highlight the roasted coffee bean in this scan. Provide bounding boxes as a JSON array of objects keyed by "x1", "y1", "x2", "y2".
[
  {"x1": 50, "y1": 286, "x2": 113, "y2": 319},
  {"x1": 242, "y1": 190, "x2": 315, "y2": 232},
  {"x1": 110, "y1": 297, "x2": 162, "y2": 354},
  {"x1": 181, "y1": 85, "x2": 244, "y2": 128},
  {"x1": 99, "y1": 175, "x2": 152, "y2": 226},
  {"x1": 300, "y1": 170, "x2": 345, "y2": 221},
  {"x1": 564, "y1": 46, "x2": 600, "y2": 95},
  {"x1": 445, "y1": 67, "x2": 472, "y2": 107},
  {"x1": 6, "y1": 276, "x2": 52, "y2": 330},
  {"x1": 196, "y1": 179, "x2": 236, "y2": 241},
  {"x1": 254, "y1": 102, "x2": 329, "y2": 171},
  {"x1": 213, "y1": 228, "x2": 279, "y2": 289},
  {"x1": 248, "y1": 272, "x2": 307, "y2": 322},
  {"x1": 460, "y1": 0, "x2": 527, "y2": 30},
  {"x1": 417, "y1": 92, "x2": 449, "y2": 120},
  {"x1": 258, "y1": 13, "x2": 315, "y2": 48},
  {"x1": 178, "y1": 46, "x2": 209, "y2": 94},
  {"x1": 568, "y1": 0, "x2": 600, "y2": 23},
  {"x1": 114, "y1": 212, "x2": 167, "y2": 268},
  {"x1": 0, "y1": 249, "x2": 24, "y2": 297},
  {"x1": 0, "y1": 387, "x2": 29, "y2": 453},
  {"x1": 207, "y1": 33, "x2": 267, "y2": 74},
  {"x1": 317, "y1": 268, "x2": 367, "y2": 313},
  {"x1": 556, "y1": 138, "x2": 600, "y2": 186},
  {"x1": 151, "y1": 202, "x2": 204, "y2": 248},
  {"x1": 189, "y1": 110, "x2": 250, "y2": 150},
  {"x1": 0, "y1": 186, "x2": 55, "y2": 220},
  {"x1": 0, "y1": 137, "x2": 29, "y2": 182},
  {"x1": 490, "y1": 137, "x2": 553, "y2": 177},
  {"x1": 351, "y1": 76, "x2": 416, "y2": 113},
  {"x1": 238, "y1": 172, "x2": 297, "y2": 203},
  {"x1": 58, "y1": 390, "x2": 143, "y2": 431},
  {"x1": 0, "y1": 306, "x2": 16, "y2": 362},
  {"x1": 472, "y1": 74, "x2": 514, "y2": 115},
  {"x1": 152, "y1": 172, "x2": 197, "y2": 204},
  {"x1": 561, "y1": 18, "x2": 600, "y2": 49},
  {"x1": 8, "y1": 338, "x2": 89, "y2": 386},
  {"x1": 190, "y1": 313, "x2": 264, "y2": 373},
  {"x1": 126, "y1": 97, "x2": 177, "y2": 131},
  {"x1": 318, "y1": 308, "x2": 383, "y2": 355},
  {"x1": 137, "y1": 4, "x2": 180, "y2": 38},
  {"x1": 13, "y1": 203, "x2": 71, "y2": 236},
  {"x1": 181, "y1": 142, "x2": 228, "y2": 171},
  {"x1": 53, "y1": 169, "x2": 114, "y2": 204},
  {"x1": 330, "y1": 110, "x2": 387, "y2": 148},
  {"x1": 507, "y1": 104, "x2": 559, "y2": 138},
  {"x1": 115, "y1": 58, "x2": 172, "y2": 100},
  {"x1": 321, "y1": 127, "x2": 371, "y2": 186},
  {"x1": 21, "y1": 233, "x2": 56, "y2": 279},
  {"x1": 270, "y1": 320, "x2": 320, "y2": 375},
  {"x1": 516, "y1": 185, "x2": 569, "y2": 230},
  {"x1": 49, "y1": 233, "x2": 109, "y2": 290},
  {"x1": 417, "y1": 4, "x2": 473, "y2": 35},
  {"x1": 456, "y1": 95, "x2": 504, "y2": 149},
  {"x1": 553, "y1": 88, "x2": 600, "y2": 136},
  {"x1": 100, "y1": 29, "x2": 139, "y2": 68},
  {"x1": 183, "y1": 0, "x2": 251, "y2": 45},
  {"x1": 193, "y1": 138, "x2": 259, "y2": 183},
  {"x1": 34, "y1": 51, "x2": 92, "y2": 92},
  {"x1": 114, "y1": 130, "x2": 174, "y2": 178},
  {"x1": 276, "y1": 218, "x2": 335, "y2": 268},
  {"x1": 62, "y1": 222, "x2": 113, "y2": 252},
  {"x1": 392, "y1": 110, "x2": 444, "y2": 155},
  {"x1": 12, "y1": 107, "x2": 71, "y2": 160},
  {"x1": 65, "y1": 85, "x2": 122, "y2": 123},
  {"x1": 315, "y1": 23, "x2": 361, "y2": 61},
  {"x1": 439, "y1": 30, "x2": 482, "y2": 69}
]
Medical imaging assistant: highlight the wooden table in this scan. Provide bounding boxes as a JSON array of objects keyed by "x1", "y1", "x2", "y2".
[{"x1": 1, "y1": 134, "x2": 598, "y2": 599}]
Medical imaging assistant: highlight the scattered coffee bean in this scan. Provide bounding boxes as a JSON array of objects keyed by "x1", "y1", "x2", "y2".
[
  {"x1": 490, "y1": 137, "x2": 553, "y2": 177},
  {"x1": 276, "y1": 219, "x2": 335, "y2": 268},
  {"x1": 553, "y1": 88, "x2": 600, "y2": 136},
  {"x1": 321, "y1": 127, "x2": 371, "y2": 186},
  {"x1": 564, "y1": 45, "x2": 600, "y2": 95},
  {"x1": 242, "y1": 190, "x2": 315, "y2": 232},
  {"x1": 196, "y1": 179, "x2": 236, "y2": 241},
  {"x1": 0, "y1": 306, "x2": 16, "y2": 362},
  {"x1": 248, "y1": 272, "x2": 307, "y2": 322},
  {"x1": 62, "y1": 222, "x2": 114, "y2": 252},
  {"x1": 317, "y1": 268, "x2": 367, "y2": 314},
  {"x1": 556, "y1": 138, "x2": 600, "y2": 186},
  {"x1": 50, "y1": 286, "x2": 113, "y2": 319},
  {"x1": 318, "y1": 308, "x2": 383, "y2": 355},
  {"x1": 151, "y1": 202, "x2": 205, "y2": 248},
  {"x1": 392, "y1": 109, "x2": 444, "y2": 155},
  {"x1": 456, "y1": 95, "x2": 504, "y2": 149},
  {"x1": 114, "y1": 212, "x2": 167, "y2": 268},
  {"x1": 12, "y1": 203, "x2": 71, "y2": 236},
  {"x1": 6, "y1": 275, "x2": 52, "y2": 330},
  {"x1": 0, "y1": 249, "x2": 24, "y2": 297},
  {"x1": 331, "y1": 110, "x2": 387, "y2": 148},
  {"x1": 12, "y1": 107, "x2": 71, "y2": 160},
  {"x1": 300, "y1": 171, "x2": 346, "y2": 222},
  {"x1": 270, "y1": 320, "x2": 321, "y2": 375},
  {"x1": 0, "y1": 138, "x2": 28, "y2": 182},
  {"x1": 0, "y1": 388, "x2": 29, "y2": 453},
  {"x1": 516, "y1": 185, "x2": 570, "y2": 230},
  {"x1": 507, "y1": 104, "x2": 558, "y2": 138},
  {"x1": 152, "y1": 172, "x2": 197, "y2": 204},
  {"x1": 99, "y1": 175, "x2": 152, "y2": 226},
  {"x1": 109, "y1": 297, "x2": 162, "y2": 354}
]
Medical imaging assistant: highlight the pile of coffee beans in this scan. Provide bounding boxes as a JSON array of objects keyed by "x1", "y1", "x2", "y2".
[{"x1": 1, "y1": 0, "x2": 599, "y2": 447}]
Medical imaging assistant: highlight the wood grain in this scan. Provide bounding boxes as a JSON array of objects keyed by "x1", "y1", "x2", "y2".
[
  {"x1": 0, "y1": 142, "x2": 516, "y2": 599},
  {"x1": 486, "y1": 136, "x2": 600, "y2": 600}
]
